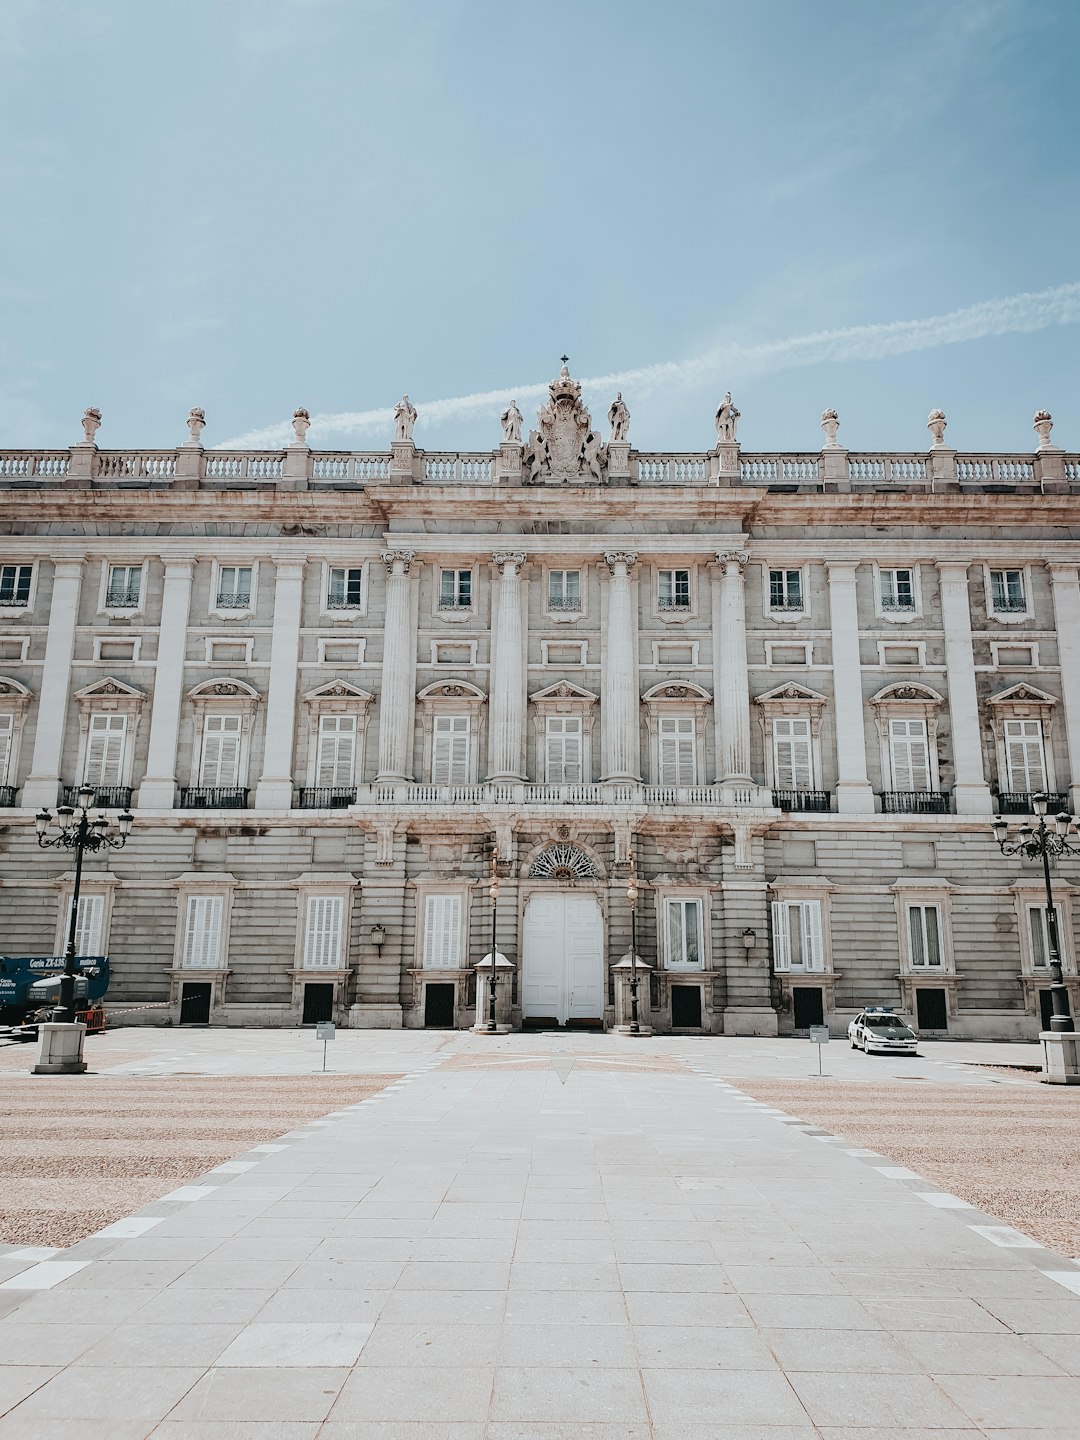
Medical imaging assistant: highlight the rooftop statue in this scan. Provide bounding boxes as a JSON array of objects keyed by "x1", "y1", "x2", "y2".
[
  {"x1": 523, "y1": 362, "x2": 606, "y2": 482},
  {"x1": 500, "y1": 400, "x2": 523, "y2": 444},
  {"x1": 608, "y1": 392, "x2": 630, "y2": 442},
  {"x1": 715, "y1": 392, "x2": 740, "y2": 444},
  {"x1": 394, "y1": 394, "x2": 418, "y2": 443}
]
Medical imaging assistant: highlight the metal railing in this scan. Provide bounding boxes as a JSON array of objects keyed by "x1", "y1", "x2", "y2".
[
  {"x1": 179, "y1": 786, "x2": 249, "y2": 809},
  {"x1": 658, "y1": 596, "x2": 691, "y2": 611},
  {"x1": 990, "y1": 597, "x2": 1028, "y2": 613},
  {"x1": 996, "y1": 791, "x2": 1069, "y2": 815},
  {"x1": 881, "y1": 790, "x2": 951, "y2": 814},
  {"x1": 438, "y1": 596, "x2": 472, "y2": 610},
  {"x1": 772, "y1": 789, "x2": 832, "y2": 812},
  {"x1": 769, "y1": 599, "x2": 804, "y2": 612},
  {"x1": 296, "y1": 786, "x2": 357, "y2": 809},
  {"x1": 62, "y1": 785, "x2": 133, "y2": 809},
  {"x1": 105, "y1": 586, "x2": 141, "y2": 608},
  {"x1": 880, "y1": 597, "x2": 917, "y2": 611},
  {"x1": 326, "y1": 597, "x2": 362, "y2": 610},
  {"x1": 0, "y1": 785, "x2": 17, "y2": 806},
  {"x1": 215, "y1": 591, "x2": 252, "y2": 609},
  {"x1": 547, "y1": 596, "x2": 582, "y2": 611}
]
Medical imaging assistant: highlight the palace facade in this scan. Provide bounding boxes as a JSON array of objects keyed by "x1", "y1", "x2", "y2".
[{"x1": 1, "y1": 371, "x2": 1078, "y2": 1038}]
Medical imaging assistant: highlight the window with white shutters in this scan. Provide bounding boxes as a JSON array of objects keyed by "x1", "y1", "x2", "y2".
[
  {"x1": 772, "y1": 717, "x2": 813, "y2": 791},
  {"x1": 432, "y1": 715, "x2": 469, "y2": 784},
  {"x1": 199, "y1": 714, "x2": 242, "y2": 786},
  {"x1": 1028, "y1": 903, "x2": 1066, "y2": 970},
  {"x1": 423, "y1": 894, "x2": 462, "y2": 968},
  {"x1": 83, "y1": 714, "x2": 127, "y2": 785},
  {"x1": 1004, "y1": 719, "x2": 1046, "y2": 793},
  {"x1": 302, "y1": 895, "x2": 344, "y2": 969},
  {"x1": 657, "y1": 715, "x2": 696, "y2": 785},
  {"x1": 65, "y1": 894, "x2": 105, "y2": 955},
  {"x1": 545, "y1": 716, "x2": 582, "y2": 784},
  {"x1": 182, "y1": 895, "x2": 224, "y2": 969},
  {"x1": 889, "y1": 718, "x2": 931, "y2": 791},
  {"x1": 770, "y1": 899, "x2": 825, "y2": 972},
  {"x1": 0, "y1": 713, "x2": 13, "y2": 784},
  {"x1": 316, "y1": 715, "x2": 357, "y2": 786},
  {"x1": 666, "y1": 899, "x2": 704, "y2": 969},
  {"x1": 907, "y1": 904, "x2": 943, "y2": 968}
]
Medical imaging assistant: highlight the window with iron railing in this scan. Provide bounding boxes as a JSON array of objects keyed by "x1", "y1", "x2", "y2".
[
  {"x1": 0, "y1": 565, "x2": 32, "y2": 607},
  {"x1": 547, "y1": 569, "x2": 581, "y2": 611},
  {"x1": 439, "y1": 569, "x2": 472, "y2": 609},
  {"x1": 880, "y1": 568, "x2": 916, "y2": 611},
  {"x1": 769, "y1": 569, "x2": 803, "y2": 610},
  {"x1": 658, "y1": 569, "x2": 691, "y2": 610},
  {"x1": 216, "y1": 566, "x2": 252, "y2": 609},
  {"x1": 106, "y1": 565, "x2": 141, "y2": 608},
  {"x1": 327, "y1": 566, "x2": 363, "y2": 610},
  {"x1": 990, "y1": 568, "x2": 1027, "y2": 613}
]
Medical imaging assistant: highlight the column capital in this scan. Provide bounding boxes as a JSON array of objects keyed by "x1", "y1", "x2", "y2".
[
  {"x1": 492, "y1": 551, "x2": 526, "y2": 573},
  {"x1": 158, "y1": 552, "x2": 199, "y2": 569},
  {"x1": 49, "y1": 555, "x2": 85, "y2": 575},
  {"x1": 1046, "y1": 562, "x2": 1080, "y2": 580},
  {"x1": 602, "y1": 550, "x2": 638, "y2": 575},
  {"x1": 935, "y1": 560, "x2": 972, "y2": 584},
  {"x1": 715, "y1": 549, "x2": 749, "y2": 572},
  {"x1": 824, "y1": 560, "x2": 859, "y2": 578},
  {"x1": 381, "y1": 549, "x2": 416, "y2": 575}
]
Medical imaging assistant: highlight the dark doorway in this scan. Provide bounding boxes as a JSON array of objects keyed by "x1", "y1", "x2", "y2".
[
  {"x1": 916, "y1": 987, "x2": 948, "y2": 1031},
  {"x1": 424, "y1": 983, "x2": 456, "y2": 1029},
  {"x1": 671, "y1": 985, "x2": 703, "y2": 1030},
  {"x1": 179, "y1": 983, "x2": 211, "y2": 1026},
  {"x1": 792, "y1": 987, "x2": 825, "y2": 1030},
  {"x1": 302, "y1": 983, "x2": 334, "y2": 1025},
  {"x1": 1040, "y1": 988, "x2": 1054, "y2": 1032}
]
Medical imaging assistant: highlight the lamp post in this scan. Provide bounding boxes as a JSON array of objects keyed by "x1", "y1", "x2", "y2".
[
  {"x1": 487, "y1": 851, "x2": 499, "y2": 1033},
  {"x1": 36, "y1": 785, "x2": 133, "y2": 1024},
  {"x1": 992, "y1": 793, "x2": 1076, "y2": 1034},
  {"x1": 627, "y1": 856, "x2": 640, "y2": 1035}
]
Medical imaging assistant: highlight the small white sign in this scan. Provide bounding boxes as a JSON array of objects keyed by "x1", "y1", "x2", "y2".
[
  {"x1": 808, "y1": 1025, "x2": 829, "y2": 1044},
  {"x1": 316, "y1": 1022, "x2": 335, "y2": 1041}
]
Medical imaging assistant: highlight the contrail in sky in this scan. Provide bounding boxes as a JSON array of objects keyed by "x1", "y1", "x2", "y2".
[{"x1": 218, "y1": 281, "x2": 1080, "y2": 448}]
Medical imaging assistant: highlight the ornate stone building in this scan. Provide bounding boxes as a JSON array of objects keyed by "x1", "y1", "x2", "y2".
[{"x1": 0, "y1": 372, "x2": 1078, "y2": 1037}]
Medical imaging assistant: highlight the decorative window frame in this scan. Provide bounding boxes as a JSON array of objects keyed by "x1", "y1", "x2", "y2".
[
  {"x1": 986, "y1": 683, "x2": 1058, "y2": 796},
  {"x1": 653, "y1": 564, "x2": 698, "y2": 624},
  {"x1": 0, "y1": 636, "x2": 30, "y2": 664},
  {"x1": 652, "y1": 640, "x2": 700, "y2": 669},
  {"x1": 542, "y1": 564, "x2": 587, "y2": 624},
  {"x1": 209, "y1": 559, "x2": 258, "y2": 621},
  {"x1": 0, "y1": 676, "x2": 33, "y2": 788},
  {"x1": 92, "y1": 636, "x2": 142, "y2": 664},
  {"x1": 873, "y1": 562, "x2": 923, "y2": 624},
  {"x1": 167, "y1": 872, "x2": 237, "y2": 1013},
  {"x1": 300, "y1": 680, "x2": 374, "y2": 787},
  {"x1": 982, "y1": 563, "x2": 1032, "y2": 625},
  {"x1": 98, "y1": 559, "x2": 149, "y2": 617},
  {"x1": 412, "y1": 877, "x2": 473, "y2": 972},
  {"x1": 891, "y1": 879, "x2": 955, "y2": 975},
  {"x1": 417, "y1": 680, "x2": 486, "y2": 784},
  {"x1": 642, "y1": 681, "x2": 711, "y2": 787},
  {"x1": 187, "y1": 678, "x2": 261, "y2": 788},
  {"x1": 654, "y1": 886, "x2": 712, "y2": 971},
  {"x1": 53, "y1": 876, "x2": 118, "y2": 956},
  {"x1": 540, "y1": 639, "x2": 587, "y2": 667},
  {"x1": 878, "y1": 640, "x2": 927, "y2": 669},
  {"x1": 291, "y1": 873, "x2": 358, "y2": 973},
  {"x1": 318, "y1": 637, "x2": 366, "y2": 666},
  {"x1": 869, "y1": 683, "x2": 944, "y2": 792},
  {"x1": 530, "y1": 681, "x2": 599, "y2": 785},
  {"x1": 761, "y1": 562, "x2": 809, "y2": 624},
  {"x1": 768, "y1": 878, "x2": 834, "y2": 974},
  {"x1": 763, "y1": 641, "x2": 813, "y2": 668},
  {"x1": 205, "y1": 637, "x2": 254, "y2": 666},
  {"x1": 753, "y1": 683, "x2": 827, "y2": 790},
  {"x1": 430, "y1": 639, "x2": 479, "y2": 666},
  {"x1": 1012, "y1": 881, "x2": 1074, "y2": 976},
  {"x1": 73, "y1": 677, "x2": 146, "y2": 789},
  {"x1": 320, "y1": 560, "x2": 367, "y2": 621},
  {"x1": 0, "y1": 562, "x2": 38, "y2": 618},
  {"x1": 434, "y1": 565, "x2": 477, "y2": 624},
  {"x1": 989, "y1": 641, "x2": 1038, "y2": 670},
  {"x1": 521, "y1": 835, "x2": 606, "y2": 882}
]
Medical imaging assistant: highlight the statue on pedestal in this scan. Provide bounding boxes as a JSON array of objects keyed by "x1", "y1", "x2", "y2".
[
  {"x1": 394, "y1": 395, "x2": 418, "y2": 443},
  {"x1": 608, "y1": 392, "x2": 630, "y2": 441},
  {"x1": 927, "y1": 409, "x2": 948, "y2": 448},
  {"x1": 500, "y1": 400, "x2": 523, "y2": 444},
  {"x1": 80, "y1": 407, "x2": 102, "y2": 445},
  {"x1": 292, "y1": 407, "x2": 311, "y2": 446},
  {"x1": 186, "y1": 407, "x2": 206, "y2": 446},
  {"x1": 715, "y1": 392, "x2": 740, "y2": 444}
]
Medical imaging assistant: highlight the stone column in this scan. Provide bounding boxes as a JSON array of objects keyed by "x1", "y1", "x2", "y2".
[
  {"x1": 22, "y1": 558, "x2": 84, "y2": 809},
  {"x1": 255, "y1": 560, "x2": 305, "y2": 809},
  {"x1": 377, "y1": 550, "x2": 418, "y2": 783},
  {"x1": 601, "y1": 551, "x2": 640, "y2": 782},
  {"x1": 825, "y1": 562, "x2": 875, "y2": 813},
  {"x1": 487, "y1": 552, "x2": 527, "y2": 781},
  {"x1": 715, "y1": 551, "x2": 753, "y2": 788},
  {"x1": 937, "y1": 562, "x2": 993, "y2": 815},
  {"x1": 1048, "y1": 564, "x2": 1080, "y2": 813},
  {"x1": 137, "y1": 556, "x2": 196, "y2": 809}
]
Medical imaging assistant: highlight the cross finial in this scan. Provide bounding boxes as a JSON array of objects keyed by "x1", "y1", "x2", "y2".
[{"x1": 560, "y1": 354, "x2": 569, "y2": 367}]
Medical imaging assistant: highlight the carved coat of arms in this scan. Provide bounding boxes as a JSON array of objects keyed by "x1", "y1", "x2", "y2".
[{"x1": 523, "y1": 364, "x2": 606, "y2": 483}]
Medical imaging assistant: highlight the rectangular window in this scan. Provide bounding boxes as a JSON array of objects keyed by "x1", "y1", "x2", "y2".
[
  {"x1": 907, "y1": 904, "x2": 943, "y2": 968},
  {"x1": 548, "y1": 570, "x2": 581, "y2": 611},
  {"x1": 327, "y1": 566, "x2": 363, "y2": 609},
  {"x1": 772, "y1": 717, "x2": 813, "y2": 791},
  {"x1": 769, "y1": 569, "x2": 803, "y2": 609},
  {"x1": 316, "y1": 715, "x2": 357, "y2": 786},
  {"x1": 0, "y1": 713, "x2": 11, "y2": 784},
  {"x1": 657, "y1": 715, "x2": 696, "y2": 785},
  {"x1": 889, "y1": 718, "x2": 931, "y2": 791},
  {"x1": 182, "y1": 895, "x2": 224, "y2": 969},
  {"x1": 880, "y1": 568, "x2": 916, "y2": 610},
  {"x1": 439, "y1": 569, "x2": 472, "y2": 608},
  {"x1": 106, "y1": 565, "x2": 141, "y2": 607},
  {"x1": 0, "y1": 566, "x2": 32, "y2": 606},
  {"x1": 83, "y1": 714, "x2": 127, "y2": 786},
  {"x1": 545, "y1": 715, "x2": 583, "y2": 784},
  {"x1": 216, "y1": 566, "x2": 252, "y2": 608},
  {"x1": 1004, "y1": 718, "x2": 1047, "y2": 792},
  {"x1": 665, "y1": 898, "x2": 704, "y2": 969},
  {"x1": 423, "y1": 894, "x2": 462, "y2": 968},
  {"x1": 303, "y1": 895, "x2": 344, "y2": 969},
  {"x1": 658, "y1": 569, "x2": 691, "y2": 610},
  {"x1": 990, "y1": 569, "x2": 1026, "y2": 612},
  {"x1": 65, "y1": 894, "x2": 105, "y2": 955},
  {"x1": 432, "y1": 715, "x2": 469, "y2": 784},
  {"x1": 199, "y1": 714, "x2": 242, "y2": 786},
  {"x1": 1028, "y1": 903, "x2": 1065, "y2": 970},
  {"x1": 770, "y1": 899, "x2": 824, "y2": 972}
]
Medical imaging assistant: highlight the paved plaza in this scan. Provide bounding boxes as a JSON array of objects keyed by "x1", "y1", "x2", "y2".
[{"x1": 0, "y1": 1032, "x2": 1079, "y2": 1436}]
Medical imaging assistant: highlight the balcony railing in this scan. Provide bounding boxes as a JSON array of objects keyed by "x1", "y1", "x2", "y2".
[
  {"x1": 62, "y1": 785, "x2": 133, "y2": 810},
  {"x1": 658, "y1": 597, "x2": 691, "y2": 611},
  {"x1": 881, "y1": 790, "x2": 951, "y2": 814},
  {"x1": 881, "y1": 597, "x2": 917, "y2": 612},
  {"x1": 996, "y1": 791, "x2": 1069, "y2": 815},
  {"x1": 769, "y1": 599, "x2": 804, "y2": 612},
  {"x1": 215, "y1": 592, "x2": 252, "y2": 609},
  {"x1": 991, "y1": 598, "x2": 1028, "y2": 613},
  {"x1": 326, "y1": 597, "x2": 362, "y2": 611},
  {"x1": 547, "y1": 596, "x2": 582, "y2": 611},
  {"x1": 105, "y1": 587, "x2": 141, "y2": 608},
  {"x1": 179, "y1": 787, "x2": 249, "y2": 809},
  {"x1": 772, "y1": 789, "x2": 832, "y2": 812},
  {"x1": 296, "y1": 786, "x2": 357, "y2": 809},
  {"x1": 0, "y1": 595, "x2": 29, "y2": 608},
  {"x1": 438, "y1": 596, "x2": 472, "y2": 610},
  {"x1": 0, "y1": 785, "x2": 17, "y2": 806}
]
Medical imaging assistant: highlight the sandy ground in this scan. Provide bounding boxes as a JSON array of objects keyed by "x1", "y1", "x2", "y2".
[
  {"x1": 734, "y1": 1076, "x2": 1080, "y2": 1257},
  {"x1": 0, "y1": 1073, "x2": 399, "y2": 1248}
]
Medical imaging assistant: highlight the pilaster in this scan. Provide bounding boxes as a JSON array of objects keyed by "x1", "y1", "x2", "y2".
[
  {"x1": 600, "y1": 551, "x2": 641, "y2": 782},
  {"x1": 1047, "y1": 564, "x2": 1080, "y2": 813},
  {"x1": 487, "y1": 552, "x2": 527, "y2": 781},
  {"x1": 937, "y1": 562, "x2": 993, "y2": 814},
  {"x1": 136, "y1": 556, "x2": 196, "y2": 810},
  {"x1": 377, "y1": 550, "x2": 418, "y2": 782},
  {"x1": 254, "y1": 560, "x2": 305, "y2": 809},
  {"x1": 715, "y1": 551, "x2": 753, "y2": 788},
  {"x1": 825, "y1": 561, "x2": 875, "y2": 813},
  {"x1": 22, "y1": 557, "x2": 84, "y2": 808}
]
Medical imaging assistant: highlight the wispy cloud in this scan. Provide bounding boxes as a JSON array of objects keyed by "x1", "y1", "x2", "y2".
[{"x1": 218, "y1": 281, "x2": 1080, "y2": 449}]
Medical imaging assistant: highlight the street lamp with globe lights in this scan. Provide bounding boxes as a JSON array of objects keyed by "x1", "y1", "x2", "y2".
[
  {"x1": 991, "y1": 792, "x2": 1076, "y2": 1034},
  {"x1": 486, "y1": 851, "x2": 499, "y2": 1034},
  {"x1": 627, "y1": 857, "x2": 641, "y2": 1035},
  {"x1": 36, "y1": 785, "x2": 133, "y2": 1024}
]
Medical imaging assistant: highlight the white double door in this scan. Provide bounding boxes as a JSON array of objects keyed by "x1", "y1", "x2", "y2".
[{"x1": 522, "y1": 893, "x2": 604, "y2": 1025}]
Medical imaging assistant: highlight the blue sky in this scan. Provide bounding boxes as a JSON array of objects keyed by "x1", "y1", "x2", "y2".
[{"x1": 1, "y1": 0, "x2": 1077, "y2": 455}]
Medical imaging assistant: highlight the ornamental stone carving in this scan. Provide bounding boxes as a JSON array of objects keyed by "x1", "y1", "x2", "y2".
[
  {"x1": 394, "y1": 394, "x2": 417, "y2": 443},
  {"x1": 1033, "y1": 410, "x2": 1055, "y2": 449},
  {"x1": 492, "y1": 551, "x2": 526, "y2": 572},
  {"x1": 523, "y1": 363, "x2": 607, "y2": 483},
  {"x1": 664, "y1": 685, "x2": 689, "y2": 698},
  {"x1": 927, "y1": 409, "x2": 948, "y2": 448},
  {"x1": 500, "y1": 401, "x2": 522, "y2": 443},
  {"x1": 381, "y1": 549, "x2": 416, "y2": 574},
  {"x1": 185, "y1": 407, "x2": 206, "y2": 446},
  {"x1": 603, "y1": 550, "x2": 638, "y2": 574},
  {"x1": 529, "y1": 844, "x2": 600, "y2": 880},
  {"x1": 213, "y1": 683, "x2": 239, "y2": 696},
  {"x1": 820, "y1": 408, "x2": 840, "y2": 447},
  {"x1": 715, "y1": 392, "x2": 740, "y2": 443},
  {"x1": 608, "y1": 392, "x2": 630, "y2": 441},
  {"x1": 716, "y1": 549, "x2": 749, "y2": 571},
  {"x1": 441, "y1": 685, "x2": 466, "y2": 696},
  {"x1": 292, "y1": 407, "x2": 311, "y2": 445},
  {"x1": 80, "y1": 407, "x2": 102, "y2": 445}
]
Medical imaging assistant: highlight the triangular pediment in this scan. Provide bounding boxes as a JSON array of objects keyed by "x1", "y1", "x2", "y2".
[
  {"x1": 303, "y1": 680, "x2": 374, "y2": 704},
  {"x1": 75, "y1": 676, "x2": 143, "y2": 701},
  {"x1": 530, "y1": 680, "x2": 598, "y2": 703},
  {"x1": 754, "y1": 682, "x2": 827, "y2": 706},
  {"x1": 988, "y1": 682, "x2": 1057, "y2": 707}
]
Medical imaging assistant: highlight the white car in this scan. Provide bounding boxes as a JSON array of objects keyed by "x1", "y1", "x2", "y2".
[{"x1": 848, "y1": 1007, "x2": 919, "y2": 1054}]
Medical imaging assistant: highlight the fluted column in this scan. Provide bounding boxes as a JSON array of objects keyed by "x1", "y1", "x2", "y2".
[
  {"x1": 601, "y1": 551, "x2": 640, "y2": 782},
  {"x1": 937, "y1": 562, "x2": 992, "y2": 815},
  {"x1": 22, "y1": 557, "x2": 83, "y2": 809},
  {"x1": 715, "y1": 551, "x2": 753, "y2": 785},
  {"x1": 487, "y1": 552, "x2": 527, "y2": 781},
  {"x1": 377, "y1": 549, "x2": 418, "y2": 782},
  {"x1": 137, "y1": 555, "x2": 196, "y2": 809},
  {"x1": 255, "y1": 560, "x2": 305, "y2": 809},
  {"x1": 825, "y1": 561, "x2": 875, "y2": 813},
  {"x1": 1048, "y1": 564, "x2": 1080, "y2": 813}
]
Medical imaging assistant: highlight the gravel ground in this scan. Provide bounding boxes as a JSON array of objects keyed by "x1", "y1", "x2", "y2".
[
  {"x1": 735, "y1": 1076, "x2": 1080, "y2": 1257},
  {"x1": 0, "y1": 1073, "x2": 399, "y2": 1248}
]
